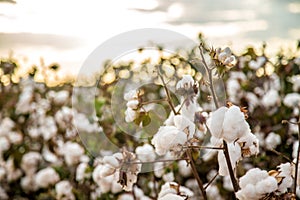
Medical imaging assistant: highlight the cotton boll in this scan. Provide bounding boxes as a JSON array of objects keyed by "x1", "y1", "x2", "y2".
[
  {"x1": 178, "y1": 160, "x2": 192, "y2": 177},
  {"x1": 118, "y1": 194, "x2": 134, "y2": 200},
  {"x1": 283, "y1": 93, "x2": 300, "y2": 107},
  {"x1": 223, "y1": 176, "x2": 234, "y2": 191},
  {"x1": 239, "y1": 168, "x2": 269, "y2": 188},
  {"x1": 124, "y1": 90, "x2": 138, "y2": 101},
  {"x1": 265, "y1": 132, "x2": 281, "y2": 150},
  {"x1": 154, "y1": 162, "x2": 164, "y2": 178},
  {"x1": 176, "y1": 75, "x2": 194, "y2": 90},
  {"x1": 173, "y1": 115, "x2": 195, "y2": 139},
  {"x1": 5, "y1": 158, "x2": 22, "y2": 182},
  {"x1": 151, "y1": 126, "x2": 187, "y2": 156},
  {"x1": 236, "y1": 184, "x2": 258, "y2": 200},
  {"x1": 7, "y1": 131, "x2": 23, "y2": 144},
  {"x1": 0, "y1": 186, "x2": 8, "y2": 200},
  {"x1": 222, "y1": 105, "x2": 250, "y2": 143},
  {"x1": 255, "y1": 176, "x2": 277, "y2": 195},
  {"x1": 207, "y1": 106, "x2": 228, "y2": 139},
  {"x1": 158, "y1": 182, "x2": 193, "y2": 199},
  {"x1": 125, "y1": 107, "x2": 138, "y2": 123},
  {"x1": 76, "y1": 162, "x2": 90, "y2": 182},
  {"x1": 293, "y1": 141, "x2": 299, "y2": 159},
  {"x1": 55, "y1": 180, "x2": 75, "y2": 200},
  {"x1": 63, "y1": 142, "x2": 85, "y2": 166},
  {"x1": 238, "y1": 133, "x2": 259, "y2": 157},
  {"x1": 261, "y1": 89, "x2": 280, "y2": 108},
  {"x1": 21, "y1": 151, "x2": 42, "y2": 175},
  {"x1": 103, "y1": 155, "x2": 121, "y2": 168},
  {"x1": 0, "y1": 137, "x2": 10, "y2": 153},
  {"x1": 218, "y1": 142, "x2": 241, "y2": 176},
  {"x1": 163, "y1": 172, "x2": 175, "y2": 182},
  {"x1": 206, "y1": 185, "x2": 224, "y2": 200},
  {"x1": 21, "y1": 175, "x2": 37, "y2": 191},
  {"x1": 126, "y1": 100, "x2": 139, "y2": 109},
  {"x1": 35, "y1": 167, "x2": 60, "y2": 188},
  {"x1": 159, "y1": 193, "x2": 185, "y2": 200},
  {"x1": 135, "y1": 143, "x2": 156, "y2": 162},
  {"x1": 99, "y1": 164, "x2": 115, "y2": 178},
  {"x1": 276, "y1": 163, "x2": 294, "y2": 193}
]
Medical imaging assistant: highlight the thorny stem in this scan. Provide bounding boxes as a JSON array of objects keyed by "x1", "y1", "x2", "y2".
[
  {"x1": 293, "y1": 116, "x2": 300, "y2": 196},
  {"x1": 199, "y1": 44, "x2": 239, "y2": 194},
  {"x1": 157, "y1": 65, "x2": 177, "y2": 115},
  {"x1": 186, "y1": 149, "x2": 207, "y2": 200}
]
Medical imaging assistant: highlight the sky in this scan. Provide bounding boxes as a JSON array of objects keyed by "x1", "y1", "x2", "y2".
[{"x1": 0, "y1": 0, "x2": 300, "y2": 75}]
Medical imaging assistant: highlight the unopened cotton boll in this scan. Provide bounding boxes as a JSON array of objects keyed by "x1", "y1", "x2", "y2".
[{"x1": 35, "y1": 167, "x2": 60, "y2": 188}]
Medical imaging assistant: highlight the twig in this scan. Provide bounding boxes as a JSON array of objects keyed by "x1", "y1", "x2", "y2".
[
  {"x1": 186, "y1": 149, "x2": 207, "y2": 200},
  {"x1": 184, "y1": 145, "x2": 224, "y2": 150},
  {"x1": 269, "y1": 149, "x2": 292, "y2": 162},
  {"x1": 125, "y1": 158, "x2": 188, "y2": 165},
  {"x1": 204, "y1": 172, "x2": 219, "y2": 190},
  {"x1": 293, "y1": 116, "x2": 300, "y2": 196},
  {"x1": 157, "y1": 65, "x2": 177, "y2": 115},
  {"x1": 198, "y1": 45, "x2": 219, "y2": 108}
]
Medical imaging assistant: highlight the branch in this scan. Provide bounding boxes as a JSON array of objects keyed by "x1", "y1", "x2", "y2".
[
  {"x1": 157, "y1": 65, "x2": 177, "y2": 115},
  {"x1": 199, "y1": 45, "x2": 239, "y2": 195},
  {"x1": 186, "y1": 149, "x2": 207, "y2": 200}
]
